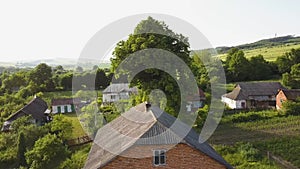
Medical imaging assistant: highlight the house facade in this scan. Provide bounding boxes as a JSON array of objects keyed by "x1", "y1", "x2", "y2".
[
  {"x1": 84, "y1": 103, "x2": 232, "y2": 169},
  {"x1": 222, "y1": 82, "x2": 285, "y2": 109},
  {"x1": 1, "y1": 96, "x2": 50, "y2": 131},
  {"x1": 102, "y1": 83, "x2": 138, "y2": 104},
  {"x1": 51, "y1": 98, "x2": 81, "y2": 114},
  {"x1": 186, "y1": 88, "x2": 206, "y2": 112},
  {"x1": 276, "y1": 89, "x2": 300, "y2": 109}
]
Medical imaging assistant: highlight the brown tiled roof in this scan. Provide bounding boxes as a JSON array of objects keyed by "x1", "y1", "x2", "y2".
[
  {"x1": 281, "y1": 89, "x2": 300, "y2": 100},
  {"x1": 224, "y1": 82, "x2": 285, "y2": 100},
  {"x1": 51, "y1": 98, "x2": 81, "y2": 106},
  {"x1": 84, "y1": 103, "x2": 232, "y2": 169}
]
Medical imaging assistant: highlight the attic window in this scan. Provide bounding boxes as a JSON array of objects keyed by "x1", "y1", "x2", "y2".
[{"x1": 153, "y1": 150, "x2": 166, "y2": 166}]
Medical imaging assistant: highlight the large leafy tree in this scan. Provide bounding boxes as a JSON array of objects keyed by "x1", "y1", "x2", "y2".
[
  {"x1": 95, "y1": 68, "x2": 109, "y2": 90},
  {"x1": 111, "y1": 16, "x2": 192, "y2": 116},
  {"x1": 249, "y1": 55, "x2": 272, "y2": 80},
  {"x1": 25, "y1": 134, "x2": 70, "y2": 169},
  {"x1": 225, "y1": 49, "x2": 251, "y2": 82},
  {"x1": 28, "y1": 63, "x2": 55, "y2": 92},
  {"x1": 276, "y1": 48, "x2": 300, "y2": 74},
  {"x1": 283, "y1": 63, "x2": 300, "y2": 88}
]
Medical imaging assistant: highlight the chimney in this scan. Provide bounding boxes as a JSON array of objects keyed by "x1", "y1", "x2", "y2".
[{"x1": 145, "y1": 102, "x2": 151, "y2": 111}]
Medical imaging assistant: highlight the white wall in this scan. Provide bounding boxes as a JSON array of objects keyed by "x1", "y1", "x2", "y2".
[
  {"x1": 221, "y1": 96, "x2": 246, "y2": 109},
  {"x1": 103, "y1": 92, "x2": 130, "y2": 103},
  {"x1": 52, "y1": 106, "x2": 58, "y2": 114}
]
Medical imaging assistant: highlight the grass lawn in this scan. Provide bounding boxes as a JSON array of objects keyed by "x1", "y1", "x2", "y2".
[{"x1": 63, "y1": 113, "x2": 87, "y2": 138}]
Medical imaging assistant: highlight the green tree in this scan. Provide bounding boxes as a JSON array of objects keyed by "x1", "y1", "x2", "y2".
[
  {"x1": 17, "y1": 131, "x2": 27, "y2": 167},
  {"x1": 249, "y1": 55, "x2": 272, "y2": 80},
  {"x1": 111, "y1": 16, "x2": 192, "y2": 116},
  {"x1": 48, "y1": 114, "x2": 73, "y2": 140},
  {"x1": 28, "y1": 63, "x2": 55, "y2": 92},
  {"x1": 60, "y1": 72, "x2": 73, "y2": 91},
  {"x1": 226, "y1": 49, "x2": 251, "y2": 81},
  {"x1": 95, "y1": 68, "x2": 109, "y2": 90},
  {"x1": 25, "y1": 134, "x2": 70, "y2": 169},
  {"x1": 276, "y1": 48, "x2": 300, "y2": 74},
  {"x1": 283, "y1": 63, "x2": 300, "y2": 88}
]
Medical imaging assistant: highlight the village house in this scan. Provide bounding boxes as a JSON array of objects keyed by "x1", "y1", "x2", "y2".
[
  {"x1": 276, "y1": 89, "x2": 300, "y2": 109},
  {"x1": 102, "y1": 83, "x2": 138, "y2": 104},
  {"x1": 186, "y1": 88, "x2": 206, "y2": 112},
  {"x1": 1, "y1": 96, "x2": 50, "y2": 132},
  {"x1": 84, "y1": 103, "x2": 232, "y2": 169},
  {"x1": 51, "y1": 98, "x2": 81, "y2": 114},
  {"x1": 222, "y1": 82, "x2": 285, "y2": 109}
]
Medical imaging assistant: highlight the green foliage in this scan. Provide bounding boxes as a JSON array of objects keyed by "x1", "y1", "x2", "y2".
[
  {"x1": 28, "y1": 63, "x2": 55, "y2": 92},
  {"x1": 255, "y1": 137, "x2": 300, "y2": 167},
  {"x1": 111, "y1": 16, "x2": 192, "y2": 116},
  {"x1": 225, "y1": 49, "x2": 274, "y2": 82},
  {"x1": 215, "y1": 142, "x2": 278, "y2": 169},
  {"x1": 59, "y1": 144, "x2": 91, "y2": 169},
  {"x1": 48, "y1": 114, "x2": 73, "y2": 140},
  {"x1": 195, "y1": 105, "x2": 209, "y2": 128},
  {"x1": 80, "y1": 101, "x2": 105, "y2": 136},
  {"x1": 17, "y1": 131, "x2": 27, "y2": 167},
  {"x1": 25, "y1": 133, "x2": 70, "y2": 169},
  {"x1": 281, "y1": 100, "x2": 300, "y2": 116},
  {"x1": 283, "y1": 63, "x2": 300, "y2": 88}
]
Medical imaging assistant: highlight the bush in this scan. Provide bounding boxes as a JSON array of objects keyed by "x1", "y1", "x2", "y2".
[{"x1": 281, "y1": 101, "x2": 300, "y2": 116}]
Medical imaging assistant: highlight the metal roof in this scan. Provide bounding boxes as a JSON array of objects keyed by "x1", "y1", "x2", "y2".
[
  {"x1": 84, "y1": 103, "x2": 233, "y2": 169},
  {"x1": 102, "y1": 83, "x2": 138, "y2": 94}
]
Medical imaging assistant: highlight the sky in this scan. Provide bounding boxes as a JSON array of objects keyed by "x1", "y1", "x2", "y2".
[{"x1": 0, "y1": 0, "x2": 300, "y2": 62}]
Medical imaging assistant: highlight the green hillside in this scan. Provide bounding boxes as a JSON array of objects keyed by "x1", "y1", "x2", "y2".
[{"x1": 217, "y1": 43, "x2": 300, "y2": 61}]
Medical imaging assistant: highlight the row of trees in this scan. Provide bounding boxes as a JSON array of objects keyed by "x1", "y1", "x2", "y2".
[
  {"x1": 0, "y1": 63, "x2": 112, "y2": 97},
  {"x1": 223, "y1": 47, "x2": 300, "y2": 85}
]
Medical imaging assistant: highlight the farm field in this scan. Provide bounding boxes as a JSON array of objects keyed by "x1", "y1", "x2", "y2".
[
  {"x1": 217, "y1": 43, "x2": 300, "y2": 61},
  {"x1": 209, "y1": 110, "x2": 300, "y2": 168}
]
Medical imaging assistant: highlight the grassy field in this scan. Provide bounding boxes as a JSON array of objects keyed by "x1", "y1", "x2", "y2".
[
  {"x1": 217, "y1": 43, "x2": 300, "y2": 61},
  {"x1": 64, "y1": 113, "x2": 87, "y2": 138},
  {"x1": 209, "y1": 110, "x2": 300, "y2": 167}
]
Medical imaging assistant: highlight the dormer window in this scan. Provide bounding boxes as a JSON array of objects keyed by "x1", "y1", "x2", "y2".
[{"x1": 153, "y1": 149, "x2": 166, "y2": 166}]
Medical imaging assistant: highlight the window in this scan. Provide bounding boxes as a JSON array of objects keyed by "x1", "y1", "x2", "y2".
[
  {"x1": 111, "y1": 95, "x2": 116, "y2": 100},
  {"x1": 153, "y1": 150, "x2": 166, "y2": 166}
]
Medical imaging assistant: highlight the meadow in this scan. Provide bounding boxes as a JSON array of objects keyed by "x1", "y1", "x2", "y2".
[{"x1": 217, "y1": 43, "x2": 300, "y2": 61}]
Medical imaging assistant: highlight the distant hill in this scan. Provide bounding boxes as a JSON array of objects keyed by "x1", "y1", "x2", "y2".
[
  {"x1": 11, "y1": 58, "x2": 111, "y2": 70},
  {"x1": 215, "y1": 35, "x2": 300, "y2": 54}
]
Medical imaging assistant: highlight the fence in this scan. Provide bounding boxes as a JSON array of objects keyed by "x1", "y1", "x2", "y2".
[
  {"x1": 266, "y1": 151, "x2": 299, "y2": 169},
  {"x1": 66, "y1": 135, "x2": 93, "y2": 147}
]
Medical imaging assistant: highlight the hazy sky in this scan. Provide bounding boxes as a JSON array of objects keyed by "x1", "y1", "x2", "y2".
[{"x1": 0, "y1": 0, "x2": 299, "y2": 62}]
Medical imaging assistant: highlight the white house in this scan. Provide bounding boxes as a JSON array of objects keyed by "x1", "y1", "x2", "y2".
[
  {"x1": 51, "y1": 98, "x2": 81, "y2": 114},
  {"x1": 102, "y1": 83, "x2": 138, "y2": 104}
]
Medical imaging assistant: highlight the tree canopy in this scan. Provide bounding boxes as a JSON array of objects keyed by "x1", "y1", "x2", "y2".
[{"x1": 111, "y1": 16, "x2": 192, "y2": 116}]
